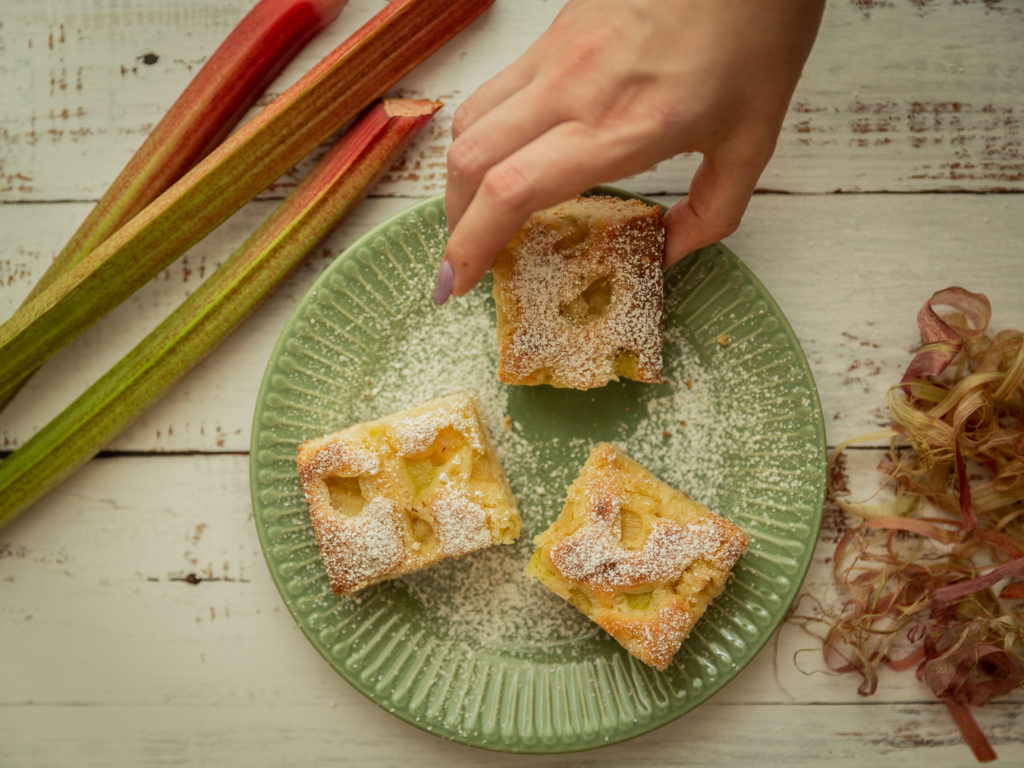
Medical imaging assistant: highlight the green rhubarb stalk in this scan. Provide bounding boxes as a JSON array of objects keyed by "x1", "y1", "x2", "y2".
[
  {"x1": 0, "y1": 98, "x2": 441, "y2": 530},
  {"x1": 0, "y1": 0, "x2": 350, "y2": 411},
  {"x1": 0, "y1": 0, "x2": 493, "y2": 406}
]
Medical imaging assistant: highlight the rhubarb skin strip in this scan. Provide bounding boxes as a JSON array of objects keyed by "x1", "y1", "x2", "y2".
[
  {"x1": 0, "y1": 0, "x2": 349, "y2": 412},
  {"x1": 0, "y1": 0, "x2": 493, "y2": 405},
  {"x1": 0, "y1": 98, "x2": 441, "y2": 530}
]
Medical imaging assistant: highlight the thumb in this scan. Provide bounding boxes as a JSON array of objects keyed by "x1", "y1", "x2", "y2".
[{"x1": 662, "y1": 147, "x2": 766, "y2": 268}]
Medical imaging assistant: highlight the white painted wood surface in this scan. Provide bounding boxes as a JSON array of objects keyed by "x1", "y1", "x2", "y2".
[{"x1": 2, "y1": 0, "x2": 1023, "y2": 765}]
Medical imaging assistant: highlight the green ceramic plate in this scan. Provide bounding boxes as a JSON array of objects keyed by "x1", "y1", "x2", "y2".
[{"x1": 250, "y1": 187, "x2": 826, "y2": 753}]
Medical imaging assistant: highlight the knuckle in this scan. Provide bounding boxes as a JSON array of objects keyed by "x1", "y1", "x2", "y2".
[
  {"x1": 689, "y1": 195, "x2": 744, "y2": 235},
  {"x1": 737, "y1": 144, "x2": 775, "y2": 173},
  {"x1": 698, "y1": 212, "x2": 743, "y2": 242},
  {"x1": 446, "y1": 134, "x2": 484, "y2": 179},
  {"x1": 451, "y1": 102, "x2": 476, "y2": 138},
  {"x1": 555, "y1": 40, "x2": 597, "y2": 75},
  {"x1": 480, "y1": 161, "x2": 531, "y2": 210},
  {"x1": 548, "y1": 36, "x2": 605, "y2": 88},
  {"x1": 726, "y1": 131, "x2": 779, "y2": 171},
  {"x1": 713, "y1": 219, "x2": 741, "y2": 238},
  {"x1": 645, "y1": 100, "x2": 687, "y2": 132}
]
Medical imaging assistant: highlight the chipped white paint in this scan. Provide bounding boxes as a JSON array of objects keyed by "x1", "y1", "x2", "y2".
[
  {"x1": 1, "y1": 0, "x2": 1022, "y2": 202},
  {"x1": 1, "y1": 0, "x2": 1023, "y2": 765}
]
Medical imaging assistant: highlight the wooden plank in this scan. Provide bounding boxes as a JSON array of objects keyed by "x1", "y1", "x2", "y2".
[
  {"x1": 0, "y1": 0, "x2": 538, "y2": 201},
  {"x1": 1, "y1": 0, "x2": 1022, "y2": 201},
  {"x1": 768, "y1": 0, "x2": 1024, "y2": 192},
  {"x1": 3, "y1": 193, "x2": 1022, "y2": 451},
  {"x1": 2, "y1": 702, "x2": 1022, "y2": 767},
  {"x1": 4, "y1": 464, "x2": 1014, "y2": 768},
  {"x1": 1, "y1": 452, "x2": 1020, "y2": 704}
]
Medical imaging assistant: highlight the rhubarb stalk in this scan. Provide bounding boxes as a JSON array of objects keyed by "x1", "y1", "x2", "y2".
[
  {"x1": 0, "y1": 98, "x2": 441, "y2": 530},
  {"x1": 0, "y1": 0, "x2": 350, "y2": 410},
  {"x1": 33, "y1": 0, "x2": 350, "y2": 293},
  {"x1": 0, "y1": 0, "x2": 493, "y2": 405}
]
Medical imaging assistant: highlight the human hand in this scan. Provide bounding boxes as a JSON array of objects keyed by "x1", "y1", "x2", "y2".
[{"x1": 435, "y1": 0, "x2": 824, "y2": 304}]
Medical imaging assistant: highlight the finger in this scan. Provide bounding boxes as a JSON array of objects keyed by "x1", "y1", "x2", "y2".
[
  {"x1": 662, "y1": 146, "x2": 768, "y2": 268},
  {"x1": 450, "y1": 11, "x2": 580, "y2": 139},
  {"x1": 445, "y1": 81, "x2": 564, "y2": 231},
  {"x1": 450, "y1": 57, "x2": 534, "y2": 139},
  {"x1": 444, "y1": 122, "x2": 653, "y2": 297}
]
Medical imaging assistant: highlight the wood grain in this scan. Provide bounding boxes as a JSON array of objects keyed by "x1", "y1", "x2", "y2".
[
  {"x1": 1, "y1": 0, "x2": 1022, "y2": 202},
  {"x1": 1, "y1": 452, "x2": 1021, "y2": 765},
  {"x1": 2, "y1": 702, "x2": 1021, "y2": 767}
]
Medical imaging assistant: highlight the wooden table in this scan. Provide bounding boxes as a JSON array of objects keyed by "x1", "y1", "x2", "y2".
[{"x1": 2, "y1": 1, "x2": 1022, "y2": 764}]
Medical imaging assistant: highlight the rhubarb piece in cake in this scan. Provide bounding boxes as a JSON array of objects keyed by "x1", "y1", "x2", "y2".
[
  {"x1": 297, "y1": 391, "x2": 521, "y2": 595},
  {"x1": 492, "y1": 195, "x2": 665, "y2": 390},
  {"x1": 527, "y1": 443, "x2": 748, "y2": 670}
]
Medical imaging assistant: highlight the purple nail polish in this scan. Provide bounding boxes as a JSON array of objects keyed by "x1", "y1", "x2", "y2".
[{"x1": 433, "y1": 260, "x2": 454, "y2": 306}]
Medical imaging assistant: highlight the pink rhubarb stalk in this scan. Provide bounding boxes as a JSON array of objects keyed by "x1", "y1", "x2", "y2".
[
  {"x1": 0, "y1": 0, "x2": 349, "y2": 409},
  {"x1": 0, "y1": 98, "x2": 441, "y2": 530},
  {"x1": 0, "y1": 0, "x2": 493, "y2": 405}
]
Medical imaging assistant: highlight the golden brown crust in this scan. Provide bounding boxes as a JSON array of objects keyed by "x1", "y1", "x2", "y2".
[
  {"x1": 526, "y1": 443, "x2": 748, "y2": 670},
  {"x1": 594, "y1": 599, "x2": 691, "y2": 671},
  {"x1": 493, "y1": 196, "x2": 665, "y2": 390},
  {"x1": 296, "y1": 392, "x2": 522, "y2": 595}
]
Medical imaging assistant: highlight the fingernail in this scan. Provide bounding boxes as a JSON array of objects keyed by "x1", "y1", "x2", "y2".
[{"x1": 433, "y1": 260, "x2": 454, "y2": 306}]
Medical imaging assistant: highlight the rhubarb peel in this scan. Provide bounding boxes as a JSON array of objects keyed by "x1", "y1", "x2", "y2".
[
  {"x1": 0, "y1": 0, "x2": 350, "y2": 411},
  {"x1": 0, "y1": 98, "x2": 441, "y2": 530},
  {"x1": 0, "y1": 0, "x2": 493, "y2": 406},
  {"x1": 796, "y1": 287, "x2": 1024, "y2": 763}
]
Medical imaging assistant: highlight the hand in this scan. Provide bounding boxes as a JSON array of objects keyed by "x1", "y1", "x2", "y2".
[{"x1": 435, "y1": 0, "x2": 824, "y2": 304}]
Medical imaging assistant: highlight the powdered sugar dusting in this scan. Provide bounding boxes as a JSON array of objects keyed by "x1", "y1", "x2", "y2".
[
  {"x1": 312, "y1": 496, "x2": 404, "y2": 594},
  {"x1": 495, "y1": 197, "x2": 664, "y2": 389},
  {"x1": 391, "y1": 401, "x2": 483, "y2": 455},
  {"x1": 552, "y1": 518, "x2": 738, "y2": 592},
  {"x1": 297, "y1": 389, "x2": 520, "y2": 595},
  {"x1": 646, "y1": 607, "x2": 689, "y2": 668},
  {"x1": 251, "y1": 205, "x2": 828, "y2": 746},
  {"x1": 335, "y1": 285, "x2": 591, "y2": 645},
  {"x1": 431, "y1": 485, "x2": 491, "y2": 557},
  {"x1": 297, "y1": 440, "x2": 379, "y2": 482}
]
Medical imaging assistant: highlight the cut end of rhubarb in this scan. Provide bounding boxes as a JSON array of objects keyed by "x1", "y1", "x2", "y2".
[
  {"x1": 310, "y1": 0, "x2": 350, "y2": 22},
  {"x1": 383, "y1": 98, "x2": 444, "y2": 117}
]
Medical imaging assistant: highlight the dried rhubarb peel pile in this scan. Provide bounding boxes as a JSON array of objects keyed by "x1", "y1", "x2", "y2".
[{"x1": 791, "y1": 287, "x2": 1024, "y2": 763}]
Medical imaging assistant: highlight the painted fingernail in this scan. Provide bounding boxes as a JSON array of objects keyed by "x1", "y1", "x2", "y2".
[{"x1": 433, "y1": 260, "x2": 454, "y2": 306}]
